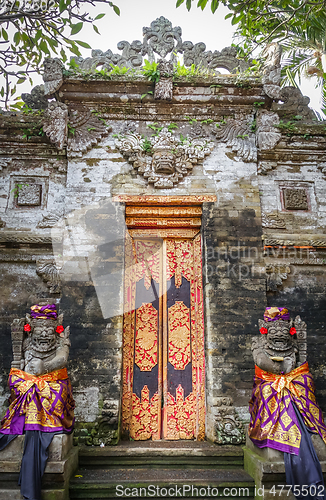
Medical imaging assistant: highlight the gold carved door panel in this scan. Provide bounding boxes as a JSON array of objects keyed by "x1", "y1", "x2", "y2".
[{"x1": 122, "y1": 234, "x2": 205, "y2": 441}]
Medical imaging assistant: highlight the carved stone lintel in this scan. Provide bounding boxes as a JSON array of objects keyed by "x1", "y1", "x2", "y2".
[
  {"x1": 116, "y1": 127, "x2": 214, "y2": 188},
  {"x1": 266, "y1": 263, "x2": 290, "y2": 291},
  {"x1": 213, "y1": 116, "x2": 257, "y2": 162},
  {"x1": 256, "y1": 111, "x2": 281, "y2": 151},
  {"x1": 36, "y1": 258, "x2": 61, "y2": 294},
  {"x1": 43, "y1": 102, "x2": 69, "y2": 150},
  {"x1": 43, "y1": 58, "x2": 64, "y2": 96},
  {"x1": 21, "y1": 85, "x2": 48, "y2": 110},
  {"x1": 37, "y1": 212, "x2": 63, "y2": 229},
  {"x1": 214, "y1": 398, "x2": 245, "y2": 445}
]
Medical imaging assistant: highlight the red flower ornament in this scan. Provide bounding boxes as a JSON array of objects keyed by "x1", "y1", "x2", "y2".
[
  {"x1": 260, "y1": 327, "x2": 268, "y2": 335},
  {"x1": 289, "y1": 327, "x2": 296, "y2": 336},
  {"x1": 24, "y1": 324, "x2": 31, "y2": 332},
  {"x1": 56, "y1": 325, "x2": 64, "y2": 334}
]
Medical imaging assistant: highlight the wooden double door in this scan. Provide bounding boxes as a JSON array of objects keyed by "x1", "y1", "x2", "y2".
[{"x1": 122, "y1": 234, "x2": 205, "y2": 440}]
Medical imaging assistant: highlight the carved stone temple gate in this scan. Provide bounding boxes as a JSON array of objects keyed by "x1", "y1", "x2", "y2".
[{"x1": 120, "y1": 197, "x2": 212, "y2": 440}]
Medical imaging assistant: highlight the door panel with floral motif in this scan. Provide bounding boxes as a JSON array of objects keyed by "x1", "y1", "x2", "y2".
[{"x1": 122, "y1": 234, "x2": 205, "y2": 440}]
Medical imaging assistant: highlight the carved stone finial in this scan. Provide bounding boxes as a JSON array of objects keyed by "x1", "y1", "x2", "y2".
[
  {"x1": 262, "y1": 43, "x2": 282, "y2": 100},
  {"x1": 36, "y1": 258, "x2": 61, "y2": 294},
  {"x1": 116, "y1": 127, "x2": 214, "y2": 188},
  {"x1": 21, "y1": 85, "x2": 48, "y2": 110},
  {"x1": 43, "y1": 58, "x2": 64, "y2": 96}
]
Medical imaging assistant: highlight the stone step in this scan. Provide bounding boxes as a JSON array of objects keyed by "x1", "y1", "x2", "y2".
[
  {"x1": 69, "y1": 467, "x2": 255, "y2": 499},
  {"x1": 79, "y1": 442, "x2": 244, "y2": 469}
]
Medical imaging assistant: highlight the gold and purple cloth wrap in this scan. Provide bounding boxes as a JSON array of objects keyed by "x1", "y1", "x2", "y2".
[
  {"x1": 249, "y1": 362, "x2": 326, "y2": 455},
  {"x1": 0, "y1": 368, "x2": 75, "y2": 434}
]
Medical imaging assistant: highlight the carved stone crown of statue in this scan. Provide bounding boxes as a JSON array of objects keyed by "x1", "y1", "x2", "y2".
[
  {"x1": 11, "y1": 302, "x2": 70, "y2": 376},
  {"x1": 252, "y1": 307, "x2": 307, "y2": 375}
]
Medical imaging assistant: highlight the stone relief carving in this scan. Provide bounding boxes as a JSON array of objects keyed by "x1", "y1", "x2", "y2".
[
  {"x1": 263, "y1": 236, "x2": 326, "y2": 248},
  {"x1": 213, "y1": 115, "x2": 257, "y2": 162},
  {"x1": 43, "y1": 102, "x2": 68, "y2": 150},
  {"x1": 261, "y1": 212, "x2": 286, "y2": 229},
  {"x1": 16, "y1": 184, "x2": 42, "y2": 206},
  {"x1": 318, "y1": 162, "x2": 326, "y2": 174},
  {"x1": 72, "y1": 17, "x2": 250, "y2": 74},
  {"x1": 154, "y1": 60, "x2": 173, "y2": 100},
  {"x1": 262, "y1": 42, "x2": 282, "y2": 100},
  {"x1": 258, "y1": 161, "x2": 277, "y2": 175},
  {"x1": 283, "y1": 188, "x2": 309, "y2": 210},
  {"x1": 215, "y1": 397, "x2": 245, "y2": 445},
  {"x1": 272, "y1": 86, "x2": 316, "y2": 121},
  {"x1": 266, "y1": 263, "x2": 290, "y2": 291},
  {"x1": 43, "y1": 103, "x2": 109, "y2": 156},
  {"x1": 116, "y1": 127, "x2": 214, "y2": 188},
  {"x1": 37, "y1": 212, "x2": 64, "y2": 228},
  {"x1": 252, "y1": 314, "x2": 306, "y2": 375},
  {"x1": 36, "y1": 258, "x2": 61, "y2": 294},
  {"x1": 21, "y1": 85, "x2": 48, "y2": 110},
  {"x1": 0, "y1": 217, "x2": 6, "y2": 228},
  {"x1": 0, "y1": 157, "x2": 12, "y2": 171},
  {"x1": 256, "y1": 111, "x2": 281, "y2": 151},
  {"x1": 43, "y1": 57, "x2": 64, "y2": 96}
]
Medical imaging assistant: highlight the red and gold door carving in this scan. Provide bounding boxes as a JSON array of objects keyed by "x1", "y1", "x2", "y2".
[
  {"x1": 122, "y1": 235, "x2": 205, "y2": 441},
  {"x1": 120, "y1": 198, "x2": 211, "y2": 441}
]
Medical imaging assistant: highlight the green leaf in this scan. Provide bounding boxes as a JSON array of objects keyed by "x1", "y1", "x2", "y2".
[
  {"x1": 76, "y1": 40, "x2": 91, "y2": 48},
  {"x1": 186, "y1": 0, "x2": 192, "y2": 10},
  {"x1": 95, "y1": 13, "x2": 105, "y2": 20},
  {"x1": 224, "y1": 12, "x2": 233, "y2": 19},
  {"x1": 2, "y1": 29, "x2": 8, "y2": 41},
  {"x1": 113, "y1": 5, "x2": 120, "y2": 15},
  {"x1": 13, "y1": 31, "x2": 21, "y2": 45},
  {"x1": 176, "y1": 0, "x2": 185, "y2": 6},
  {"x1": 70, "y1": 22, "x2": 83, "y2": 36},
  {"x1": 59, "y1": 0, "x2": 66, "y2": 13},
  {"x1": 93, "y1": 25, "x2": 100, "y2": 35},
  {"x1": 17, "y1": 78, "x2": 26, "y2": 84},
  {"x1": 211, "y1": 0, "x2": 219, "y2": 13}
]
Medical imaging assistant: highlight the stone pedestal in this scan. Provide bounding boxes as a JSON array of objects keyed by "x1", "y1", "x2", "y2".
[
  {"x1": 244, "y1": 431, "x2": 326, "y2": 500},
  {"x1": 0, "y1": 433, "x2": 78, "y2": 500}
]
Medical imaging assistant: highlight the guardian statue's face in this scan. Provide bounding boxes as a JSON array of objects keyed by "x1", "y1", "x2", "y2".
[
  {"x1": 31, "y1": 321, "x2": 56, "y2": 352},
  {"x1": 267, "y1": 321, "x2": 291, "y2": 350}
]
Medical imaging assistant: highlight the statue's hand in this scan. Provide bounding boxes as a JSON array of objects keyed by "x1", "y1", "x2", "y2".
[{"x1": 28, "y1": 359, "x2": 45, "y2": 376}]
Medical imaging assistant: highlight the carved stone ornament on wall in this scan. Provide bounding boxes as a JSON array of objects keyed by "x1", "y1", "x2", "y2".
[
  {"x1": 214, "y1": 397, "x2": 245, "y2": 445},
  {"x1": 37, "y1": 212, "x2": 64, "y2": 229},
  {"x1": 116, "y1": 127, "x2": 214, "y2": 188},
  {"x1": 0, "y1": 157, "x2": 12, "y2": 171},
  {"x1": 21, "y1": 85, "x2": 48, "y2": 110},
  {"x1": 262, "y1": 212, "x2": 286, "y2": 229},
  {"x1": 266, "y1": 263, "x2": 290, "y2": 291},
  {"x1": 213, "y1": 115, "x2": 257, "y2": 162},
  {"x1": 42, "y1": 103, "x2": 109, "y2": 155},
  {"x1": 36, "y1": 258, "x2": 61, "y2": 294},
  {"x1": 43, "y1": 57, "x2": 64, "y2": 96},
  {"x1": 72, "y1": 17, "x2": 251, "y2": 73},
  {"x1": 154, "y1": 60, "x2": 173, "y2": 100},
  {"x1": 283, "y1": 188, "x2": 309, "y2": 210}
]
